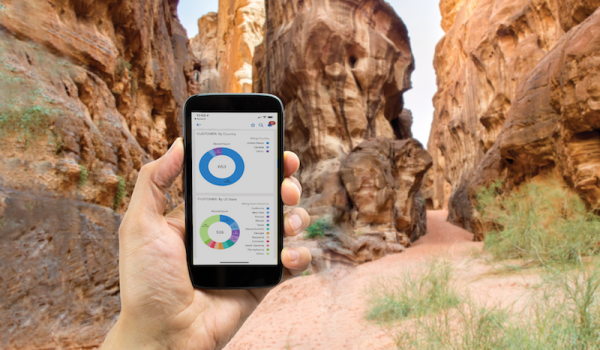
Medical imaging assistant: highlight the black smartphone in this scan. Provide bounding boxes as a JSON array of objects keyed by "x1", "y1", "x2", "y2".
[{"x1": 183, "y1": 94, "x2": 284, "y2": 289}]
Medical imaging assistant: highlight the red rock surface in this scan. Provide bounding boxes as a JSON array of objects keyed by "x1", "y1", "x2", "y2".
[
  {"x1": 190, "y1": 12, "x2": 220, "y2": 93},
  {"x1": 0, "y1": 0, "x2": 197, "y2": 347},
  {"x1": 424, "y1": 0, "x2": 600, "y2": 236},
  {"x1": 253, "y1": 0, "x2": 431, "y2": 263},
  {"x1": 470, "y1": 6, "x2": 600, "y2": 238}
]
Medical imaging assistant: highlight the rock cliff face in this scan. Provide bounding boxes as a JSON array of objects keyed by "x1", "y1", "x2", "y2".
[
  {"x1": 0, "y1": 0, "x2": 197, "y2": 347},
  {"x1": 191, "y1": 0, "x2": 265, "y2": 93},
  {"x1": 471, "y1": 6, "x2": 600, "y2": 238},
  {"x1": 425, "y1": 0, "x2": 600, "y2": 236},
  {"x1": 254, "y1": 0, "x2": 431, "y2": 263},
  {"x1": 190, "y1": 12, "x2": 220, "y2": 93}
]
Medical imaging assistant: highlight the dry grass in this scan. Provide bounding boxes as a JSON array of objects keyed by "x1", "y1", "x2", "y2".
[
  {"x1": 476, "y1": 179, "x2": 600, "y2": 268},
  {"x1": 366, "y1": 259, "x2": 461, "y2": 323},
  {"x1": 367, "y1": 259, "x2": 600, "y2": 349}
]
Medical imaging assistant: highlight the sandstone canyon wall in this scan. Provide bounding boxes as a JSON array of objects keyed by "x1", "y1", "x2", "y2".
[
  {"x1": 190, "y1": 12, "x2": 220, "y2": 93},
  {"x1": 0, "y1": 0, "x2": 197, "y2": 347},
  {"x1": 190, "y1": 0, "x2": 265, "y2": 93},
  {"x1": 425, "y1": 0, "x2": 600, "y2": 238},
  {"x1": 254, "y1": 0, "x2": 432, "y2": 264}
]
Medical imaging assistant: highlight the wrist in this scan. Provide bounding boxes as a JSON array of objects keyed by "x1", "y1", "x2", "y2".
[{"x1": 101, "y1": 315, "x2": 171, "y2": 350}]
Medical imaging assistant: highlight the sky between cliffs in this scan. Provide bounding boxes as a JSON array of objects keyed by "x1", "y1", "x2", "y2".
[{"x1": 178, "y1": 1, "x2": 444, "y2": 148}]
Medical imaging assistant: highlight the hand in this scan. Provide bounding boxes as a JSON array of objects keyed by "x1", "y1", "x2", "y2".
[{"x1": 101, "y1": 138, "x2": 312, "y2": 350}]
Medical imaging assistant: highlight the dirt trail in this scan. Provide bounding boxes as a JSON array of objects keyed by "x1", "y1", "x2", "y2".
[{"x1": 225, "y1": 211, "x2": 531, "y2": 350}]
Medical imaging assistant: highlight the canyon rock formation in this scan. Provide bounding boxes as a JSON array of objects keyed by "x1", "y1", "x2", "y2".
[
  {"x1": 425, "y1": 0, "x2": 600, "y2": 237},
  {"x1": 0, "y1": 0, "x2": 197, "y2": 347},
  {"x1": 190, "y1": 12, "x2": 220, "y2": 93},
  {"x1": 471, "y1": 6, "x2": 600, "y2": 238},
  {"x1": 191, "y1": 0, "x2": 265, "y2": 93},
  {"x1": 254, "y1": 0, "x2": 431, "y2": 264}
]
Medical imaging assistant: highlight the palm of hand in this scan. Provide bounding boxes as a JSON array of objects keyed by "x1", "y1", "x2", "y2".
[
  {"x1": 120, "y1": 210, "x2": 270, "y2": 350},
  {"x1": 102, "y1": 140, "x2": 310, "y2": 350}
]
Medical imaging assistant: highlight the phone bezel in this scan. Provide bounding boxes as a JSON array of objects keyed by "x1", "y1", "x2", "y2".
[{"x1": 183, "y1": 93, "x2": 285, "y2": 289}]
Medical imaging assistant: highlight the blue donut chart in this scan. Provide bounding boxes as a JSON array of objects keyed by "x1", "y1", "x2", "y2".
[{"x1": 199, "y1": 147, "x2": 245, "y2": 186}]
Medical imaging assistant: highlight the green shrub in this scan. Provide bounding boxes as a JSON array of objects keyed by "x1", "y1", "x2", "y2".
[
  {"x1": 393, "y1": 302, "x2": 510, "y2": 350},
  {"x1": 113, "y1": 176, "x2": 126, "y2": 209},
  {"x1": 477, "y1": 179, "x2": 600, "y2": 267},
  {"x1": 518, "y1": 265, "x2": 600, "y2": 348},
  {"x1": 304, "y1": 218, "x2": 331, "y2": 239},
  {"x1": 366, "y1": 259, "x2": 461, "y2": 323},
  {"x1": 78, "y1": 165, "x2": 88, "y2": 187},
  {"x1": 379, "y1": 261, "x2": 600, "y2": 350}
]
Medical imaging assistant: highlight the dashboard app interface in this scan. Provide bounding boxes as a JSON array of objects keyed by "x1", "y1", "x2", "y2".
[{"x1": 192, "y1": 112, "x2": 278, "y2": 265}]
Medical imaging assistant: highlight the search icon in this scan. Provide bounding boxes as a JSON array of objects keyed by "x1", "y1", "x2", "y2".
[{"x1": 258, "y1": 123, "x2": 264, "y2": 127}]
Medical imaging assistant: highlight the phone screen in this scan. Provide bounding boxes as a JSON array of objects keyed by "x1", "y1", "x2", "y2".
[{"x1": 191, "y1": 112, "x2": 278, "y2": 265}]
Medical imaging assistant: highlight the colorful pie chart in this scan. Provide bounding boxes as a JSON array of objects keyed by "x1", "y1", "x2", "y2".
[
  {"x1": 200, "y1": 215, "x2": 240, "y2": 250},
  {"x1": 199, "y1": 147, "x2": 245, "y2": 186}
]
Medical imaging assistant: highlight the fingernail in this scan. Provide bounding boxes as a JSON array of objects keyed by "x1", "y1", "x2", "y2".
[
  {"x1": 166, "y1": 138, "x2": 181, "y2": 156},
  {"x1": 289, "y1": 213, "x2": 303, "y2": 233},
  {"x1": 288, "y1": 249, "x2": 299, "y2": 261},
  {"x1": 292, "y1": 181, "x2": 302, "y2": 197}
]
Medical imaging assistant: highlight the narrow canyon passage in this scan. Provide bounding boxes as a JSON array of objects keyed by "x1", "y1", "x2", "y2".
[
  {"x1": 225, "y1": 211, "x2": 482, "y2": 350},
  {"x1": 2, "y1": 0, "x2": 600, "y2": 346}
]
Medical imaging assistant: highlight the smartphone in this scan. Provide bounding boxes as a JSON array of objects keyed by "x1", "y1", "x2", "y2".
[{"x1": 183, "y1": 94, "x2": 284, "y2": 289}]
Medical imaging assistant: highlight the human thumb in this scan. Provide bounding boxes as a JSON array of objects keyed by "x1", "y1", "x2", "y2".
[{"x1": 127, "y1": 138, "x2": 184, "y2": 217}]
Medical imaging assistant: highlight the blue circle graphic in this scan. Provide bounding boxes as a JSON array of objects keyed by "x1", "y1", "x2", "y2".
[{"x1": 199, "y1": 147, "x2": 245, "y2": 186}]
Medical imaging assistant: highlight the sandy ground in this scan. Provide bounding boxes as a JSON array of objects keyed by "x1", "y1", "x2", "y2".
[{"x1": 224, "y1": 211, "x2": 537, "y2": 350}]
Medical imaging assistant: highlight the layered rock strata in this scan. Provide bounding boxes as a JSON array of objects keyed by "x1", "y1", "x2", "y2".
[
  {"x1": 0, "y1": 0, "x2": 197, "y2": 347},
  {"x1": 425, "y1": 0, "x2": 600, "y2": 236},
  {"x1": 254, "y1": 0, "x2": 431, "y2": 263},
  {"x1": 191, "y1": 0, "x2": 265, "y2": 93}
]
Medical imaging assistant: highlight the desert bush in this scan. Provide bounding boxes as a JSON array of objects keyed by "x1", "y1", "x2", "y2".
[
  {"x1": 304, "y1": 218, "x2": 331, "y2": 239},
  {"x1": 476, "y1": 179, "x2": 600, "y2": 267},
  {"x1": 113, "y1": 176, "x2": 126, "y2": 209},
  {"x1": 366, "y1": 259, "x2": 461, "y2": 323},
  {"x1": 78, "y1": 165, "x2": 88, "y2": 187},
  {"x1": 381, "y1": 262, "x2": 600, "y2": 350},
  {"x1": 507, "y1": 266, "x2": 600, "y2": 349},
  {"x1": 392, "y1": 303, "x2": 510, "y2": 350}
]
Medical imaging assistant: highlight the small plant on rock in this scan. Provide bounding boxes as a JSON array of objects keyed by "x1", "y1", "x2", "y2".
[
  {"x1": 113, "y1": 176, "x2": 126, "y2": 209},
  {"x1": 78, "y1": 165, "x2": 88, "y2": 187},
  {"x1": 0, "y1": 104, "x2": 59, "y2": 148},
  {"x1": 304, "y1": 218, "x2": 331, "y2": 239}
]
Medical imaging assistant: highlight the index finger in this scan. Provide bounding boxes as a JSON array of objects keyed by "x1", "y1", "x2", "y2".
[{"x1": 284, "y1": 151, "x2": 300, "y2": 177}]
